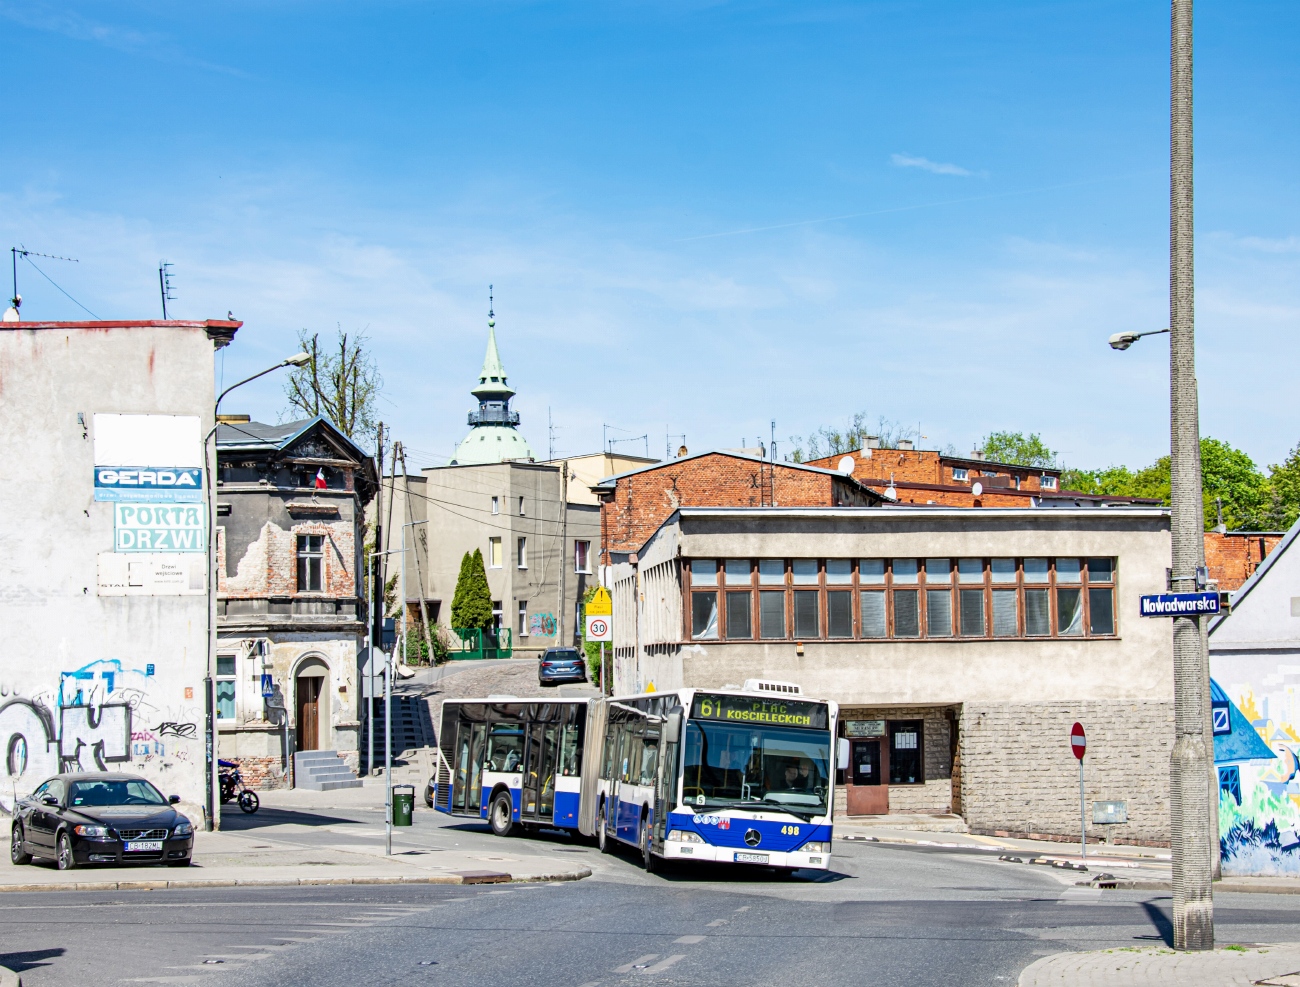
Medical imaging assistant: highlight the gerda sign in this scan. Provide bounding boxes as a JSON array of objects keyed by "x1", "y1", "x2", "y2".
[{"x1": 114, "y1": 503, "x2": 205, "y2": 552}]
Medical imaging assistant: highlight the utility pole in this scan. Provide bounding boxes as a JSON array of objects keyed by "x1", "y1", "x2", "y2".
[
  {"x1": 1168, "y1": 0, "x2": 1214, "y2": 951},
  {"x1": 557, "y1": 461, "x2": 569, "y2": 646}
]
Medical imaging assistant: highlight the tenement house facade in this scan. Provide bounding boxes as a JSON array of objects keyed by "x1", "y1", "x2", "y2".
[{"x1": 609, "y1": 505, "x2": 1175, "y2": 844}]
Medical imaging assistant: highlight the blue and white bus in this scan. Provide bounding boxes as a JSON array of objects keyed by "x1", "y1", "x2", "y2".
[{"x1": 432, "y1": 681, "x2": 837, "y2": 874}]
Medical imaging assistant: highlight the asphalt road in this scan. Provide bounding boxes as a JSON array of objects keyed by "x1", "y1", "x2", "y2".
[{"x1": 7, "y1": 806, "x2": 1300, "y2": 986}]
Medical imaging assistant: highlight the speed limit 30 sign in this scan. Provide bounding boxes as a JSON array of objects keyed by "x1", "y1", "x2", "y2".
[{"x1": 586, "y1": 615, "x2": 611, "y2": 641}]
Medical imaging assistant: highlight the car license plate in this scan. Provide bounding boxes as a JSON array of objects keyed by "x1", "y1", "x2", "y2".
[
  {"x1": 734, "y1": 851, "x2": 769, "y2": 864},
  {"x1": 125, "y1": 840, "x2": 163, "y2": 852}
]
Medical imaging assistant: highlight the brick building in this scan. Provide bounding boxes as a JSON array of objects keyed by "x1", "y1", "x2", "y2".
[
  {"x1": 215, "y1": 416, "x2": 377, "y2": 787},
  {"x1": 592, "y1": 451, "x2": 884, "y2": 565},
  {"x1": 610, "y1": 505, "x2": 1177, "y2": 843}
]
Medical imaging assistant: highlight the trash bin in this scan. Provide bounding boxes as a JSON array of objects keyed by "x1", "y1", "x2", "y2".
[{"x1": 392, "y1": 785, "x2": 415, "y2": 827}]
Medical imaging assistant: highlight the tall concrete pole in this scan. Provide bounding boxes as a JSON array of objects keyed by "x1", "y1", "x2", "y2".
[{"x1": 1168, "y1": 0, "x2": 1214, "y2": 951}]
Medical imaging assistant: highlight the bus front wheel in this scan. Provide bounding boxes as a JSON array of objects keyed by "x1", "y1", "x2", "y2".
[
  {"x1": 598, "y1": 803, "x2": 613, "y2": 854},
  {"x1": 489, "y1": 791, "x2": 515, "y2": 837}
]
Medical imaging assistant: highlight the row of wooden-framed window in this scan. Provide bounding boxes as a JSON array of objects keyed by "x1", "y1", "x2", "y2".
[{"x1": 686, "y1": 557, "x2": 1117, "y2": 641}]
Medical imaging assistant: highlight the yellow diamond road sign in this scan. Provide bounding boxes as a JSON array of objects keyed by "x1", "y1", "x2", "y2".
[{"x1": 587, "y1": 587, "x2": 612, "y2": 616}]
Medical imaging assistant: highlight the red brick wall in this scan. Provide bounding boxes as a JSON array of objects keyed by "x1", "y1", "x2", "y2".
[
  {"x1": 1204, "y1": 531, "x2": 1284, "y2": 592},
  {"x1": 601, "y1": 454, "x2": 856, "y2": 557}
]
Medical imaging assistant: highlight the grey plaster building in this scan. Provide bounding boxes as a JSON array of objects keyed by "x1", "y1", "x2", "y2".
[
  {"x1": 215, "y1": 416, "x2": 377, "y2": 785},
  {"x1": 610, "y1": 505, "x2": 1177, "y2": 843}
]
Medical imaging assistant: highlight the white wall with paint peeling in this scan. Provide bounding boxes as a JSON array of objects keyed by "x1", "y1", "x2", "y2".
[{"x1": 0, "y1": 320, "x2": 226, "y2": 820}]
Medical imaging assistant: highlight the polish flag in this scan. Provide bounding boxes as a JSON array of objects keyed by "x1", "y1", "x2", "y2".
[{"x1": 314, "y1": 468, "x2": 327, "y2": 489}]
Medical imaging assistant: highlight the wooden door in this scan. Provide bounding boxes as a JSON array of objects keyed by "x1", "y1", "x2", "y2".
[{"x1": 296, "y1": 677, "x2": 321, "y2": 751}]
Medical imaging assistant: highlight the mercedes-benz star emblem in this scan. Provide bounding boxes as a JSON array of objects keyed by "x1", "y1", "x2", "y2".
[{"x1": 744, "y1": 829, "x2": 762, "y2": 847}]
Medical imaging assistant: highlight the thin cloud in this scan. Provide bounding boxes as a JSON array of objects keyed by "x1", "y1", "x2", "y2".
[
  {"x1": 0, "y1": 3, "x2": 251, "y2": 78},
  {"x1": 891, "y1": 153, "x2": 972, "y2": 177}
]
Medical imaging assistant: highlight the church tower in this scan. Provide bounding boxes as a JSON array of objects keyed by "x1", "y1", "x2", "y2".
[{"x1": 449, "y1": 293, "x2": 536, "y2": 466}]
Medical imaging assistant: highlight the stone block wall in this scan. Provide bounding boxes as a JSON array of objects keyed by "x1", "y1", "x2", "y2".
[{"x1": 959, "y1": 700, "x2": 1174, "y2": 845}]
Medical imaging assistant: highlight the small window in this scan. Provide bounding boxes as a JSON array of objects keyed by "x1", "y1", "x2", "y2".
[
  {"x1": 1056, "y1": 558, "x2": 1082, "y2": 583},
  {"x1": 518, "y1": 496, "x2": 525, "y2": 516},
  {"x1": 952, "y1": 468, "x2": 968, "y2": 482},
  {"x1": 892, "y1": 559, "x2": 919, "y2": 583},
  {"x1": 491, "y1": 496, "x2": 500, "y2": 514},
  {"x1": 517, "y1": 537, "x2": 527, "y2": 569},
  {"x1": 296, "y1": 534, "x2": 323, "y2": 592},
  {"x1": 518, "y1": 601, "x2": 529, "y2": 637},
  {"x1": 574, "y1": 540, "x2": 591, "y2": 573},
  {"x1": 758, "y1": 559, "x2": 785, "y2": 585},
  {"x1": 893, "y1": 589, "x2": 920, "y2": 637},
  {"x1": 725, "y1": 559, "x2": 751, "y2": 584},
  {"x1": 1041, "y1": 475, "x2": 1057, "y2": 490},
  {"x1": 991, "y1": 558, "x2": 1017, "y2": 583},
  {"x1": 726, "y1": 592, "x2": 752, "y2": 639},
  {"x1": 691, "y1": 560, "x2": 717, "y2": 586},
  {"x1": 792, "y1": 559, "x2": 819, "y2": 585},
  {"x1": 759, "y1": 591, "x2": 786, "y2": 638},
  {"x1": 1087, "y1": 558, "x2": 1114, "y2": 583},
  {"x1": 825, "y1": 559, "x2": 852, "y2": 585},
  {"x1": 216, "y1": 654, "x2": 236, "y2": 720},
  {"x1": 861, "y1": 592, "x2": 886, "y2": 637},
  {"x1": 488, "y1": 537, "x2": 503, "y2": 568},
  {"x1": 859, "y1": 559, "x2": 886, "y2": 585},
  {"x1": 1023, "y1": 558, "x2": 1050, "y2": 583},
  {"x1": 926, "y1": 589, "x2": 952, "y2": 637},
  {"x1": 691, "y1": 592, "x2": 718, "y2": 639},
  {"x1": 924, "y1": 559, "x2": 950, "y2": 583},
  {"x1": 957, "y1": 558, "x2": 984, "y2": 583}
]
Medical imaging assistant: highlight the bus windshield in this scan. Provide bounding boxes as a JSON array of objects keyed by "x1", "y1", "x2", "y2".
[{"x1": 681, "y1": 719, "x2": 831, "y2": 820}]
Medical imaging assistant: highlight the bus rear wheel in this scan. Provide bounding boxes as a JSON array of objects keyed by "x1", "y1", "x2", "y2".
[{"x1": 489, "y1": 791, "x2": 515, "y2": 837}]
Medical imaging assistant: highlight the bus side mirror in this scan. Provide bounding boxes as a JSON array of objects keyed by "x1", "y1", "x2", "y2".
[
  {"x1": 837, "y1": 738, "x2": 850, "y2": 770},
  {"x1": 663, "y1": 710, "x2": 682, "y2": 745}
]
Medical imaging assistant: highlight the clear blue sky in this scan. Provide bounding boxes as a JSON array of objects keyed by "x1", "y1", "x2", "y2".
[{"x1": 3, "y1": 1, "x2": 1296, "y2": 472}]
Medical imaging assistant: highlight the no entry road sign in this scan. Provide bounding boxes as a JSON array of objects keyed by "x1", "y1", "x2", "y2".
[{"x1": 1071, "y1": 722, "x2": 1086, "y2": 760}]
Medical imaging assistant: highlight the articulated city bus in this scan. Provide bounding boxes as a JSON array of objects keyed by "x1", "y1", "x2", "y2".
[{"x1": 432, "y1": 681, "x2": 837, "y2": 874}]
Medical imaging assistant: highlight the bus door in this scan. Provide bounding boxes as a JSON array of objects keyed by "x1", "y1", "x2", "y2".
[{"x1": 522, "y1": 721, "x2": 558, "y2": 820}]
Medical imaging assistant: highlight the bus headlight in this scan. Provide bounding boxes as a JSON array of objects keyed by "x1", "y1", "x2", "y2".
[
  {"x1": 801, "y1": 842, "x2": 830, "y2": 854},
  {"x1": 667, "y1": 830, "x2": 704, "y2": 843}
]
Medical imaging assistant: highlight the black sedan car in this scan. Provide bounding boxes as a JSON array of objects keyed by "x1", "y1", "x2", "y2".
[
  {"x1": 10, "y1": 772, "x2": 195, "y2": 870},
  {"x1": 538, "y1": 647, "x2": 587, "y2": 685}
]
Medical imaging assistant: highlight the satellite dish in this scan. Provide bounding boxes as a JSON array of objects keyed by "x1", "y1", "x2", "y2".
[
  {"x1": 971, "y1": 482, "x2": 984, "y2": 497},
  {"x1": 837, "y1": 456, "x2": 855, "y2": 475}
]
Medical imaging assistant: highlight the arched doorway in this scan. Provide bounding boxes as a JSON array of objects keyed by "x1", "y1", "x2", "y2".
[{"x1": 293, "y1": 655, "x2": 331, "y2": 752}]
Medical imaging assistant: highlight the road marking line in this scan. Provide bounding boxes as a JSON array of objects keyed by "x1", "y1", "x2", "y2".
[
  {"x1": 642, "y1": 955, "x2": 686, "y2": 974},
  {"x1": 614, "y1": 954, "x2": 659, "y2": 973},
  {"x1": 673, "y1": 935, "x2": 706, "y2": 944}
]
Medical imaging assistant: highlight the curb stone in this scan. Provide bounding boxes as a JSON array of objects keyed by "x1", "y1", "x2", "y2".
[{"x1": 0, "y1": 868, "x2": 590, "y2": 894}]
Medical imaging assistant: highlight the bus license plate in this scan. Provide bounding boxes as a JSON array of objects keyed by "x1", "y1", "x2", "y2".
[
  {"x1": 125, "y1": 840, "x2": 163, "y2": 852},
  {"x1": 734, "y1": 851, "x2": 769, "y2": 864}
]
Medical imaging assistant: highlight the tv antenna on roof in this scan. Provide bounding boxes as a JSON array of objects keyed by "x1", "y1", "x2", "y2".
[{"x1": 159, "y1": 261, "x2": 176, "y2": 319}]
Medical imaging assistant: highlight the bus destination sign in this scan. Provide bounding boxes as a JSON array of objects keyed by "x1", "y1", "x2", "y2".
[{"x1": 691, "y1": 693, "x2": 828, "y2": 730}]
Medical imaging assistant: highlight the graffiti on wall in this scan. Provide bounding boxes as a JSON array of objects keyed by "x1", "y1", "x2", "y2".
[
  {"x1": 0, "y1": 659, "x2": 191, "y2": 813},
  {"x1": 529, "y1": 612, "x2": 557, "y2": 637},
  {"x1": 1216, "y1": 671, "x2": 1300, "y2": 876}
]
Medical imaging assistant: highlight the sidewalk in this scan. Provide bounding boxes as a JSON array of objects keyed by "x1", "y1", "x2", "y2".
[
  {"x1": 0, "y1": 782, "x2": 591, "y2": 893},
  {"x1": 1019, "y1": 943, "x2": 1300, "y2": 986}
]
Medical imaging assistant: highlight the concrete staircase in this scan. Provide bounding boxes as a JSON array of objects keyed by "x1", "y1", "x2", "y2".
[{"x1": 293, "y1": 750, "x2": 363, "y2": 791}]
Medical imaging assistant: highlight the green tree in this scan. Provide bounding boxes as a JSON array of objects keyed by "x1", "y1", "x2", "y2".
[
  {"x1": 283, "y1": 326, "x2": 383, "y2": 439},
  {"x1": 980, "y1": 431, "x2": 1057, "y2": 468},
  {"x1": 1264, "y1": 442, "x2": 1300, "y2": 529},
  {"x1": 450, "y1": 549, "x2": 492, "y2": 630}
]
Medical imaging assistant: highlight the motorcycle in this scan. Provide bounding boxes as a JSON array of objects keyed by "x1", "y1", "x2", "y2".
[{"x1": 218, "y1": 759, "x2": 260, "y2": 814}]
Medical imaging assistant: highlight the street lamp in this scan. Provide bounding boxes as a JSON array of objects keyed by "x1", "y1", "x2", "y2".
[
  {"x1": 202, "y1": 351, "x2": 311, "y2": 832},
  {"x1": 1108, "y1": 328, "x2": 1170, "y2": 351},
  {"x1": 1108, "y1": 0, "x2": 1214, "y2": 950}
]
